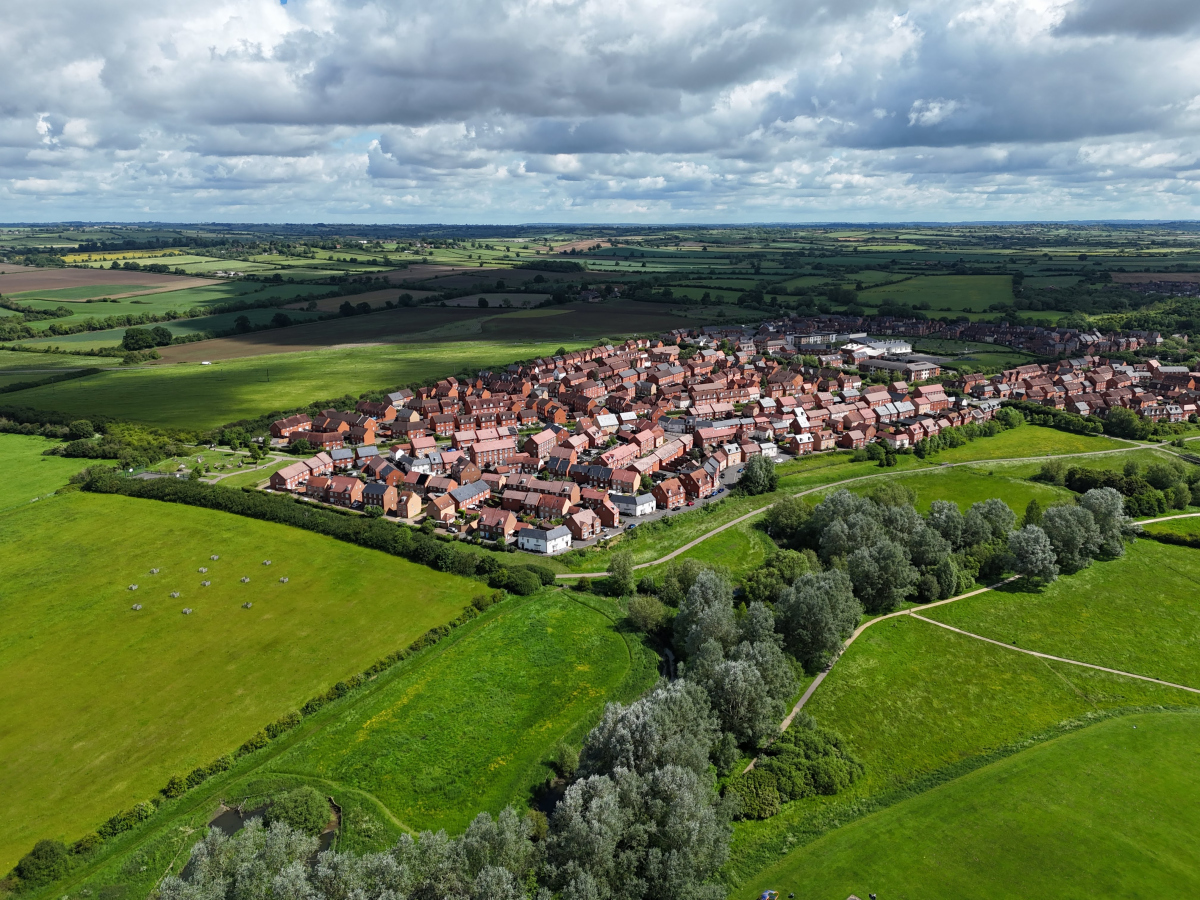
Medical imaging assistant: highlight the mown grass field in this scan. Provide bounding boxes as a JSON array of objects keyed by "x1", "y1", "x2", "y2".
[
  {"x1": 1141, "y1": 514, "x2": 1200, "y2": 535},
  {"x1": 0, "y1": 491, "x2": 484, "y2": 870},
  {"x1": 268, "y1": 591, "x2": 646, "y2": 833},
  {"x1": 6, "y1": 339, "x2": 592, "y2": 430},
  {"x1": 855, "y1": 465, "x2": 1074, "y2": 513},
  {"x1": 727, "y1": 613, "x2": 1200, "y2": 890},
  {"x1": 747, "y1": 711, "x2": 1200, "y2": 900},
  {"x1": 0, "y1": 433, "x2": 94, "y2": 511},
  {"x1": 927, "y1": 540, "x2": 1200, "y2": 689}
]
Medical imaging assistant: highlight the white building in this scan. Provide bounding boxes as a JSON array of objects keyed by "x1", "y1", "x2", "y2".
[
  {"x1": 608, "y1": 492, "x2": 657, "y2": 517},
  {"x1": 518, "y1": 525, "x2": 573, "y2": 555}
]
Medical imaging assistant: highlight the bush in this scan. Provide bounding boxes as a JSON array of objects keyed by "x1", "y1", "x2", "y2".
[
  {"x1": 522, "y1": 564, "x2": 557, "y2": 586},
  {"x1": 14, "y1": 839, "x2": 70, "y2": 886},
  {"x1": 726, "y1": 770, "x2": 781, "y2": 820},
  {"x1": 627, "y1": 594, "x2": 667, "y2": 633},
  {"x1": 265, "y1": 787, "x2": 330, "y2": 836},
  {"x1": 739, "y1": 455, "x2": 778, "y2": 495},
  {"x1": 503, "y1": 568, "x2": 542, "y2": 595}
]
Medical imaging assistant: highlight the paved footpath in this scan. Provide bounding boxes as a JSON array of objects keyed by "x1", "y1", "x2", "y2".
[{"x1": 559, "y1": 440, "x2": 1146, "y2": 580}]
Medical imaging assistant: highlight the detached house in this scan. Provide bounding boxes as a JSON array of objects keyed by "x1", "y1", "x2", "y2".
[{"x1": 518, "y1": 525, "x2": 573, "y2": 555}]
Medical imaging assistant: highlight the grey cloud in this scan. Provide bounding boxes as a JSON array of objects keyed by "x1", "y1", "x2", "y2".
[{"x1": 1055, "y1": 0, "x2": 1200, "y2": 37}]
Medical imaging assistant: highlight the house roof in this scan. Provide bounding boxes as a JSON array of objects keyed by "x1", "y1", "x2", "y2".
[{"x1": 449, "y1": 480, "x2": 490, "y2": 503}]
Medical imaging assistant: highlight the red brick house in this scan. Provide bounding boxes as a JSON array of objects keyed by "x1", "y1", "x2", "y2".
[
  {"x1": 305, "y1": 475, "x2": 333, "y2": 501},
  {"x1": 524, "y1": 428, "x2": 557, "y2": 459},
  {"x1": 652, "y1": 478, "x2": 685, "y2": 510},
  {"x1": 426, "y1": 493, "x2": 457, "y2": 523},
  {"x1": 477, "y1": 507, "x2": 518, "y2": 541},
  {"x1": 327, "y1": 476, "x2": 364, "y2": 508},
  {"x1": 363, "y1": 482, "x2": 398, "y2": 514},
  {"x1": 680, "y1": 468, "x2": 716, "y2": 500},
  {"x1": 270, "y1": 462, "x2": 310, "y2": 491},
  {"x1": 566, "y1": 508, "x2": 601, "y2": 541},
  {"x1": 469, "y1": 438, "x2": 517, "y2": 467},
  {"x1": 270, "y1": 414, "x2": 311, "y2": 439},
  {"x1": 396, "y1": 490, "x2": 423, "y2": 519}
]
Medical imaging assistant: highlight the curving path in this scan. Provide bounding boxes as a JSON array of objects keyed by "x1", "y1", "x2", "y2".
[{"x1": 558, "y1": 439, "x2": 1147, "y2": 580}]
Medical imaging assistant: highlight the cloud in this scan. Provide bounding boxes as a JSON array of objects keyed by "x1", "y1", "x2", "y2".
[{"x1": 0, "y1": 0, "x2": 1197, "y2": 221}]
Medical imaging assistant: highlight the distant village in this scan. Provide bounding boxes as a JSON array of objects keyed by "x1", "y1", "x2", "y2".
[{"x1": 260, "y1": 313, "x2": 1183, "y2": 554}]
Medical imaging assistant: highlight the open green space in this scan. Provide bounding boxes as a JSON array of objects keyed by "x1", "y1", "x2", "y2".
[
  {"x1": 927, "y1": 540, "x2": 1200, "y2": 689},
  {"x1": 1142, "y1": 514, "x2": 1200, "y2": 535},
  {"x1": 858, "y1": 274, "x2": 1014, "y2": 311},
  {"x1": 727, "y1": 611, "x2": 1200, "y2": 890},
  {"x1": 747, "y1": 710, "x2": 1200, "y2": 900},
  {"x1": 268, "y1": 591, "x2": 645, "y2": 833},
  {"x1": 0, "y1": 433, "x2": 95, "y2": 511},
  {"x1": 10, "y1": 283, "x2": 164, "y2": 301},
  {"x1": 929, "y1": 425, "x2": 1128, "y2": 463},
  {"x1": 210, "y1": 458, "x2": 292, "y2": 488},
  {"x1": 4, "y1": 339, "x2": 592, "y2": 431},
  {"x1": 850, "y1": 465, "x2": 1073, "y2": 513},
  {"x1": 0, "y1": 491, "x2": 483, "y2": 870}
]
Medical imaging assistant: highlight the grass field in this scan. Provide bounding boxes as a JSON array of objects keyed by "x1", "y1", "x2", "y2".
[
  {"x1": 0, "y1": 491, "x2": 484, "y2": 870},
  {"x1": 210, "y1": 458, "x2": 291, "y2": 488},
  {"x1": 858, "y1": 274, "x2": 1014, "y2": 311},
  {"x1": 849, "y1": 465, "x2": 1073, "y2": 514},
  {"x1": 6, "y1": 339, "x2": 592, "y2": 430},
  {"x1": 747, "y1": 710, "x2": 1200, "y2": 899},
  {"x1": 927, "y1": 540, "x2": 1200, "y2": 689},
  {"x1": 929, "y1": 426, "x2": 1129, "y2": 463},
  {"x1": 1141, "y1": 514, "x2": 1200, "y2": 535},
  {"x1": 267, "y1": 591, "x2": 642, "y2": 833},
  {"x1": 0, "y1": 434, "x2": 95, "y2": 511}
]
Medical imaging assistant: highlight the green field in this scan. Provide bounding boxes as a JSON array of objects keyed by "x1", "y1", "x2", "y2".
[
  {"x1": 10, "y1": 283, "x2": 163, "y2": 301},
  {"x1": 5, "y1": 339, "x2": 592, "y2": 431},
  {"x1": 853, "y1": 465, "x2": 1073, "y2": 513},
  {"x1": 1141, "y1": 514, "x2": 1200, "y2": 535},
  {"x1": 267, "y1": 591, "x2": 644, "y2": 833},
  {"x1": 0, "y1": 491, "x2": 484, "y2": 870},
  {"x1": 747, "y1": 711, "x2": 1200, "y2": 899},
  {"x1": 0, "y1": 434, "x2": 95, "y2": 511},
  {"x1": 859, "y1": 274, "x2": 1014, "y2": 311},
  {"x1": 927, "y1": 540, "x2": 1200, "y2": 689},
  {"x1": 209, "y1": 458, "x2": 292, "y2": 488},
  {"x1": 930, "y1": 425, "x2": 1128, "y2": 463}
]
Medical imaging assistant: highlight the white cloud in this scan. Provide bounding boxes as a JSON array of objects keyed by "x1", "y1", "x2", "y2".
[{"x1": 0, "y1": 0, "x2": 1197, "y2": 221}]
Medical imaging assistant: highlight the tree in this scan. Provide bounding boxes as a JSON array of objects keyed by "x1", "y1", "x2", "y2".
[
  {"x1": 264, "y1": 786, "x2": 330, "y2": 835},
  {"x1": 1022, "y1": 498, "x2": 1044, "y2": 528},
  {"x1": 121, "y1": 327, "x2": 155, "y2": 351},
  {"x1": 971, "y1": 499, "x2": 1017, "y2": 541},
  {"x1": 1103, "y1": 406, "x2": 1152, "y2": 440},
  {"x1": 674, "y1": 570, "x2": 737, "y2": 656},
  {"x1": 234, "y1": 315, "x2": 252, "y2": 333},
  {"x1": 606, "y1": 550, "x2": 635, "y2": 596},
  {"x1": 150, "y1": 325, "x2": 173, "y2": 346},
  {"x1": 579, "y1": 679, "x2": 719, "y2": 778},
  {"x1": 640, "y1": 473, "x2": 654, "y2": 492},
  {"x1": 627, "y1": 594, "x2": 666, "y2": 633},
  {"x1": 1079, "y1": 487, "x2": 1129, "y2": 557},
  {"x1": 847, "y1": 540, "x2": 918, "y2": 613},
  {"x1": 1041, "y1": 504, "x2": 1100, "y2": 573},
  {"x1": 698, "y1": 659, "x2": 777, "y2": 745},
  {"x1": 907, "y1": 524, "x2": 951, "y2": 571},
  {"x1": 926, "y1": 499, "x2": 965, "y2": 549},
  {"x1": 739, "y1": 454, "x2": 778, "y2": 495},
  {"x1": 775, "y1": 570, "x2": 862, "y2": 673},
  {"x1": 763, "y1": 496, "x2": 809, "y2": 546},
  {"x1": 1008, "y1": 525, "x2": 1059, "y2": 585},
  {"x1": 478, "y1": 296, "x2": 489, "y2": 307},
  {"x1": 993, "y1": 406, "x2": 1024, "y2": 429},
  {"x1": 270, "y1": 312, "x2": 292, "y2": 328},
  {"x1": 67, "y1": 419, "x2": 94, "y2": 441}
]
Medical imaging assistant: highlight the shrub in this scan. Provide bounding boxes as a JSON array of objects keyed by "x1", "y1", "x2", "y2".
[
  {"x1": 627, "y1": 594, "x2": 667, "y2": 633},
  {"x1": 14, "y1": 839, "x2": 70, "y2": 886},
  {"x1": 726, "y1": 769, "x2": 781, "y2": 820},
  {"x1": 503, "y1": 568, "x2": 542, "y2": 595},
  {"x1": 265, "y1": 787, "x2": 330, "y2": 836},
  {"x1": 71, "y1": 833, "x2": 102, "y2": 856},
  {"x1": 522, "y1": 564, "x2": 557, "y2": 586},
  {"x1": 161, "y1": 775, "x2": 187, "y2": 799}
]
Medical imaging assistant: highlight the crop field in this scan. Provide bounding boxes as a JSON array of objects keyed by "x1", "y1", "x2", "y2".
[
  {"x1": 267, "y1": 591, "x2": 648, "y2": 834},
  {"x1": 927, "y1": 541, "x2": 1200, "y2": 689},
  {"x1": 0, "y1": 266, "x2": 206, "y2": 296},
  {"x1": 0, "y1": 490, "x2": 484, "y2": 870},
  {"x1": 0, "y1": 350, "x2": 96, "y2": 373},
  {"x1": 858, "y1": 274, "x2": 1015, "y2": 311},
  {"x1": 747, "y1": 711, "x2": 1200, "y2": 899},
  {"x1": 6, "y1": 339, "x2": 594, "y2": 429},
  {"x1": 19, "y1": 307, "x2": 327, "y2": 351},
  {"x1": 0, "y1": 433, "x2": 95, "y2": 511}
]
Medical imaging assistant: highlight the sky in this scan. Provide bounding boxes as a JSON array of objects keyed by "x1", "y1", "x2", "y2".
[{"x1": 2, "y1": 0, "x2": 1199, "y2": 224}]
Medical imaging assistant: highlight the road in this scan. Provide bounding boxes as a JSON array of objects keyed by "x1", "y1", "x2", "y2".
[{"x1": 558, "y1": 439, "x2": 1145, "y2": 579}]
